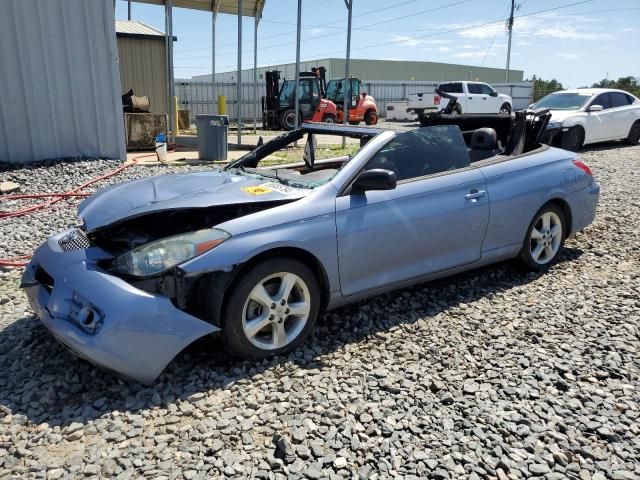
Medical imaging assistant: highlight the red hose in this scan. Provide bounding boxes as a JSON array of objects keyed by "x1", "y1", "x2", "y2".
[{"x1": 0, "y1": 153, "x2": 157, "y2": 268}]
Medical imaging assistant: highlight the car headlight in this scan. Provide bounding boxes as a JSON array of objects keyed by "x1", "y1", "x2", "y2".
[
  {"x1": 113, "y1": 228, "x2": 230, "y2": 277},
  {"x1": 546, "y1": 120, "x2": 563, "y2": 130}
]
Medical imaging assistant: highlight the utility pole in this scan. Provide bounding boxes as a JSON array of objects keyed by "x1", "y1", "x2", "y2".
[
  {"x1": 505, "y1": 0, "x2": 515, "y2": 82},
  {"x1": 342, "y1": 0, "x2": 353, "y2": 149},
  {"x1": 128, "y1": 0, "x2": 132, "y2": 20},
  {"x1": 294, "y1": 0, "x2": 302, "y2": 136}
]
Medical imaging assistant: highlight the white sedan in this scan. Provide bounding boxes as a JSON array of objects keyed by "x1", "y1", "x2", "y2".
[{"x1": 533, "y1": 88, "x2": 640, "y2": 151}]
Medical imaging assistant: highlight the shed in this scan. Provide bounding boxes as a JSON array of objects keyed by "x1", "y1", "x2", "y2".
[{"x1": 116, "y1": 20, "x2": 175, "y2": 115}]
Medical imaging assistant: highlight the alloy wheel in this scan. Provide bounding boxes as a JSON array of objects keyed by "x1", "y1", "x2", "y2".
[
  {"x1": 242, "y1": 272, "x2": 311, "y2": 350},
  {"x1": 529, "y1": 211, "x2": 563, "y2": 265}
]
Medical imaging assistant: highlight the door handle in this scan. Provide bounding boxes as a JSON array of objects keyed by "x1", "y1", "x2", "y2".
[{"x1": 465, "y1": 190, "x2": 486, "y2": 200}]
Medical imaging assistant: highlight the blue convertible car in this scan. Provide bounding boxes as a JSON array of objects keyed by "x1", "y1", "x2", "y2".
[{"x1": 22, "y1": 111, "x2": 599, "y2": 383}]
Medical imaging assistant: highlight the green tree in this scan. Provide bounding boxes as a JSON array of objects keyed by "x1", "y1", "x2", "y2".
[
  {"x1": 591, "y1": 76, "x2": 640, "y2": 97},
  {"x1": 526, "y1": 75, "x2": 565, "y2": 102}
]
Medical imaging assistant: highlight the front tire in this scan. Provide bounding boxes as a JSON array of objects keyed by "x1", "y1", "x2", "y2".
[
  {"x1": 279, "y1": 109, "x2": 298, "y2": 131},
  {"x1": 517, "y1": 204, "x2": 566, "y2": 271},
  {"x1": 561, "y1": 126, "x2": 584, "y2": 152},
  {"x1": 364, "y1": 110, "x2": 378, "y2": 125},
  {"x1": 625, "y1": 121, "x2": 640, "y2": 145},
  {"x1": 322, "y1": 113, "x2": 336, "y2": 124},
  {"x1": 499, "y1": 103, "x2": 512, "y2": 115},
  {"x1": 221, "y1": 258, "x2": 320, "y2": 359}
]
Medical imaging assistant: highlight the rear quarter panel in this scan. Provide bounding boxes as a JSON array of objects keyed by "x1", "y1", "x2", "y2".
[{"x1": 479, "y1": 147, "x2": 583, "y2": 252}]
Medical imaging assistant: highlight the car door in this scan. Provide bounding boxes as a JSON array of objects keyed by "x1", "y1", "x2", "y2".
[
  {"x1": 335, "y1": 126, "x2": 490, "y2": 297},
  {"x1": 585, "y1": 93, "x2": 614, "y2": 142},
  {"x1": 479, "y1": 83, "x2": 501, "y2": 112},
  {"x1": 465, "y1": 83, "x2": 485, "y2": 113},
  {"x1": 608, "y1": 92, "x2": 636, "y2": 139}
]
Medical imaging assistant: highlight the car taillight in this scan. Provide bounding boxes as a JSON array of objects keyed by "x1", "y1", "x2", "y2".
[
  {"x1": 573, "y1": 159, "x2": 592, "y2": 176},
  {"x1": 434, "y1": 95, "x2": 441, "y2": 105}
]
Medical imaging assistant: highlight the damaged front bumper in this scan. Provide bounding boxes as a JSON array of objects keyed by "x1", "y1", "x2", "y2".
[{"x1": 20, "y1": 229, "x2": 219, "y2": 384}]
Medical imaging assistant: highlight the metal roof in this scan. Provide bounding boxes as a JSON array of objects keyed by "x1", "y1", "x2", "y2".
[
  {"x1": 115, "y1": 20, "x2": 165, "y2": 37},
  {"x1": 130, "y1": 0, "x2": 266, "y2": 17}
]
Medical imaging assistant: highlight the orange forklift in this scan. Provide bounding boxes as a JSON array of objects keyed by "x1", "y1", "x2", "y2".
[
  {"x1": 262, "y1": 67, "x2": 338, "y2": 130},
  {"x1": 325, "y1": 77, "x2": 379, "y2": 125}
]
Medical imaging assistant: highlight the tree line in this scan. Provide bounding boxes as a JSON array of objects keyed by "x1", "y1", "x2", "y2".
[{"x1": 526, "y1": 75, "x2": 640, "y2": 102}]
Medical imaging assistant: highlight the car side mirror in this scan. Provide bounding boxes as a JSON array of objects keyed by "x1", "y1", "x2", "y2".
[
  {"x1": 352, "y1": 169, "x2": 396, "y2": 193},
  {"x1": 490, "y1": 91, "x2": 498, "y2": 97},
  {"x1": 589, "y1": 104, "x2": 603, "y2": 112}
]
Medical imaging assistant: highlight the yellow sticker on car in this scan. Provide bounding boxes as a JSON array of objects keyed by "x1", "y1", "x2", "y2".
[{"x1": 243, "y1": 185, "x2": 273, "y2": 195}]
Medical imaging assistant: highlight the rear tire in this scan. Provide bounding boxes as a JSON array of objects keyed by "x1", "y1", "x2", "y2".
[
  {"x1": 364, "y1": 110, "x2": 378, "y2": 125},
  {"x1": 220, "y1": 258, "x2": 320, "y2": 360},
  {"x1": 561, "y1": 126, "x2": 584, "y2": 152},
  {"x1": 625, "y1": 121, "x2": 640, "y2": 145},
  {"x1": 279, "y1": 109, "x2": 298, "y2": 131},
  {"x1": 517, "y1": 203, "x2": 566, "y2": 271}
]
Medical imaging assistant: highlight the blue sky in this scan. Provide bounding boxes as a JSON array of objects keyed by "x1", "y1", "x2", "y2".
[{"x1": 115, "y1": 0, "x2": 640, "y2": 87}]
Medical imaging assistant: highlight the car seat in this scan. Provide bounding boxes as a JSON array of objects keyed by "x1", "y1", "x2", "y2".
[{"x1": 468, "y1": 128, "x2": 500, "y2": 162}]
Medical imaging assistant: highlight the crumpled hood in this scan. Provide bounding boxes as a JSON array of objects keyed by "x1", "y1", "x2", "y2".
[
  {"x1": 78, "y1": 169, "x2": 310, "y2": 232},
  {"x1": 547, "y1": 110, "x2": 581, "y2": 123}
]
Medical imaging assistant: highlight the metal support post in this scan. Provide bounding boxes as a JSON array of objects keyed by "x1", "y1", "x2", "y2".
[
  {"x1": 342, "y1": 0, "x2": 353, "y2": 148},
  {"x1": 212, "y1": 1, "x2": 219, "y2": 114},
  {"x1": 237, "y1": 0, "x2": 242, "y2": 144},
  {"x1": 128, "y1": 0, "x2": 132, "y2": 20},
  {"x1": 168, "y1": 0, "x2": 175, "y2": 140},
  {"x1": 294, "y1": 0, "x2": 302, "y2": 135},
  {"x1": 253, "y1": 17, "x2": 259, "y2": 133}
]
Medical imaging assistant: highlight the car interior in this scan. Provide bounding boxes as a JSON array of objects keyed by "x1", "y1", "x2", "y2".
[{"x1": 226, "y1": 109, "x2": 552, "y2": 189}]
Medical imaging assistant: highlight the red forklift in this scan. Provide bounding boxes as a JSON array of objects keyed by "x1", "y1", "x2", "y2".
[
  {"x1": 325, "y1": 77, "x2": 379, "y2": 125},
  {"x1": 262, "y1": 67, "x2": 338, "y2": 130}
]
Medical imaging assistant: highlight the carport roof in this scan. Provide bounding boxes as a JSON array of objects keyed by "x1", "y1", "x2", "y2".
[{"x1": 130, "y1": 0, "x2": 266, "y2": 17}]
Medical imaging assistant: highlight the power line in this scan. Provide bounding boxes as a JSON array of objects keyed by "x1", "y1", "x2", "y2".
[
  {"x1": 177, "y1": 0, "x2": 633, "y2": 74},
  {"x1": 175, "y1": 0, "x2": 472, "y2": 60},
  {"x1": 229, "y1": 0, "x2": 597, "y2": 69},
  {"x1": 173, "y1": 0, "x2": 425, "y2": 53}
]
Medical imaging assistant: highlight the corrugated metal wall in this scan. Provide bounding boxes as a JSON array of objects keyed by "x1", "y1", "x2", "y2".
[
  {"x1": 193, "y1": 58, "x2": 525, "y2": 84},
  {"x1": 175, "y1": 80, "x2": 534, "y2": 121},
  {"x1": 117, "y1": 36, "x2": 167, "y2": 115},
  {"x1": 0, "y1": 0, "x2": 125, "y2": 164}
]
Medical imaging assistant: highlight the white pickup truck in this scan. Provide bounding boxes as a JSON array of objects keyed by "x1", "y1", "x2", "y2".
[{"x1": 407, "y1": 81, "x2": 512, "y2": 119}]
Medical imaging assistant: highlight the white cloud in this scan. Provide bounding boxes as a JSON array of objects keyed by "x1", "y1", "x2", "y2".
[
  {"x1": 390, "y1": 35, "x2": 425, "y2": 47},
  {"x1": 557, "y1": 53, "x2": 583, "y2": 60},
  {"x1": 438, "y1": 46, "x2": 451, "y2": 52},
  {"x1": 454, "y1": 51, "x2": 497, "y2": 59},
  {"x1": 447, "y1": 14, "x2": 614, "y2": 42},
  {"x1": 423, "y1": 39, "x2": 451, "y2": 45}
]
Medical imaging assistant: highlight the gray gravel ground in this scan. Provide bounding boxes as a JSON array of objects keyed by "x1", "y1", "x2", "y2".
[{"x1": 0, "y1": 143, "x2": 639, "y2": 480}]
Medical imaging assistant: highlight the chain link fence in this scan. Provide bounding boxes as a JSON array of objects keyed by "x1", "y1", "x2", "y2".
[{"x1": 175, "y1": 80, "x2": 534, "y2": 124}]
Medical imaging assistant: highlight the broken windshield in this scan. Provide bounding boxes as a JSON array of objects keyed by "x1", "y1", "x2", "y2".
[{"x1": 228, "y1": 132, "x2": 361, "y2": 190}]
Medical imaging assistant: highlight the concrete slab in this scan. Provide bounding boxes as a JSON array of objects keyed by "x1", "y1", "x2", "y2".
[{"x1": 126, "y1": 148, "x2": 246, "y2": 166}]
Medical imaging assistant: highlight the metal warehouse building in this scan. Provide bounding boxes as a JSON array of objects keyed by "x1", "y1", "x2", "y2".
[
  {"x1": 193, "y1": 58, "x2": 524, "y2": 84},
  {"x1": 0, "y1": 0, "x2": 125, "y2": 164}
]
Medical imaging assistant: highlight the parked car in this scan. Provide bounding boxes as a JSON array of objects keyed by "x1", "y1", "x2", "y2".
[
  {"x1": 534, "y1": 88, "x2": 640, "y2": 151},
  {"x1": 407, "y1": 81, "x2": 513, "y2": 120},
  {"x1": 22, "y1": 117, "x2": 599, "y2": 384}
]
